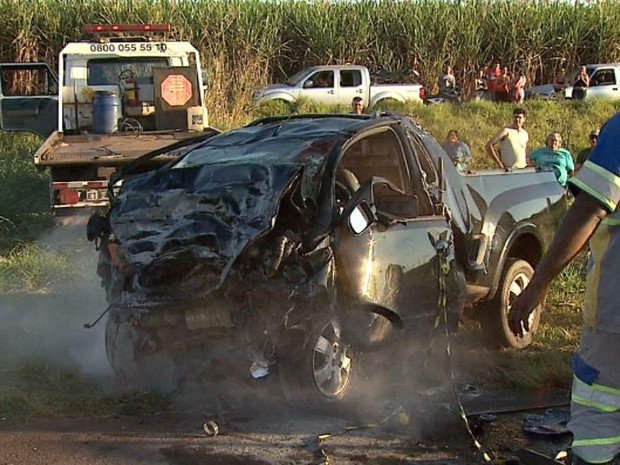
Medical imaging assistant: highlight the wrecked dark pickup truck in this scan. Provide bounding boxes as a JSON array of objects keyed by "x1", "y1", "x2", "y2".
[{"x1": 89, "y1": 113, "x2": 567, "y2": 405}]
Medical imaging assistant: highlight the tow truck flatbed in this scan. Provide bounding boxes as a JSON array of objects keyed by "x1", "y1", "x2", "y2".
[{"x1": 34, "y1": 130, "x2": 210, "y2": 166}]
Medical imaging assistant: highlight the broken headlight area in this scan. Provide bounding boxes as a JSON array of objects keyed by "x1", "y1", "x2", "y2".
[{"x1": 103, "y1": 225, "x2": 339, "y2": 386}]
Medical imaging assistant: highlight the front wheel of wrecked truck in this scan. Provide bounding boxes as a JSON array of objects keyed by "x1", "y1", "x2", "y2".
[
  {"x1": 480, "y1": 258, "x2": 540, "y2": 350},
  {"x1": 105, "y1": 317, "x2": 178, "y2": 395},
  {"x1": 278, "y1": 315, "x2": 356, "y2": 410}
]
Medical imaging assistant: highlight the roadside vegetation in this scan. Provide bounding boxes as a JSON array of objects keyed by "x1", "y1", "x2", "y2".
[{"x1": 0, "y1": 360, "x2": 168, "y2": 423}]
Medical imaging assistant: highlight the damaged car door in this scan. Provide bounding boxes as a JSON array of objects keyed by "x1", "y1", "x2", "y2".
[
  {"x1": 335, "y1": 125, "x2": 459, "y2": 335},
  {"x1": 280, "y1": 124, "x2": 463, "y2": 406}
]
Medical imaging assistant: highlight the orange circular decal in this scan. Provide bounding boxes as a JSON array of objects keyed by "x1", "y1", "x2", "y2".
[{"x1": 161, "y1": 74, "x2": 193, "y2": 106}]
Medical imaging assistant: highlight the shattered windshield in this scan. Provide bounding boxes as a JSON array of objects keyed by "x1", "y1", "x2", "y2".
[
  {"x1": 174, "y1": 133, "x2": 338, "y2": 169},
  {"x1": 173, "y1": 118, "x2": 357, "y2": 168}
]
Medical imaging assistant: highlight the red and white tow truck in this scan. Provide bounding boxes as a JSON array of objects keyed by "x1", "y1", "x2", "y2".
[{"x1": 0, "y1": 24, "x2": 218, "y2": 220}]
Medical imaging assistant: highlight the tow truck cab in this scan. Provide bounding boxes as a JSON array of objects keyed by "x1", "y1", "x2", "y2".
[{"x1": 0, "y1": 24, "x2": 212, "y2": 216}]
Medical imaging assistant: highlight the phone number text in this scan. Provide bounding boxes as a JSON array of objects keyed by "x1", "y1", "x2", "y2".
[{"x1": 89, "y1": 43, "x2": 168, "y2": 53}]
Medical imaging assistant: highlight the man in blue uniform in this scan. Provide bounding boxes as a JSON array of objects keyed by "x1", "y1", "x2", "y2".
[{"x1": 509, "y1": 112, "x2": 620, "y2": 465}]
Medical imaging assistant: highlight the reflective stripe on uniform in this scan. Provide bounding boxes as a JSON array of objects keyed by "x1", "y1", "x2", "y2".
[
  {"x1": 569, "y1": 160, "x2": 620, "y2": 212},
  {"x1": 572, "y1": 375, "x2": 620, "y2": 411},
  {"x1": 583, "y1": 225, "x2": 611, "y2": 328},
  {"x1": 571, "y1": 376, "x2": 620, "y2": 463},
  {"x1": 573, "y1": 435, "x2": 620, "y2": 447},
  {"x1": 572, "y1": 433, "x2": 620, "y2": 464}
]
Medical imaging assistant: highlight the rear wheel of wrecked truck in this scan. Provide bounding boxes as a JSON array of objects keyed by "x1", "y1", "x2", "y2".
[
  {"x1": 278, "y1": 316, "x2": 355, "y2": 410},
  {"x1": 105, "y1": 317, "x2": 178, "y2": 395},
  {"x1": 481, "y1": 259, "x2": 540, "y2": 350}
]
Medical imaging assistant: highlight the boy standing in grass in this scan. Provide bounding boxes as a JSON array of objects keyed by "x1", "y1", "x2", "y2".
[
  {"x1": 442, "y1": 130, "x2": 472, "y2": 173},
  {"x1": 509, "y1": 112, "x2": 620, "y2": 465},
  {"x1": 485, "y1": 108, "x2": 529, "y2": 169}
]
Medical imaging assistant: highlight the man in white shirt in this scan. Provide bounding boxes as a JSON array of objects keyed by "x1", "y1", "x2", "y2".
[{"x1": 485, "y1": 108, "x2": 529, "y2": 169}]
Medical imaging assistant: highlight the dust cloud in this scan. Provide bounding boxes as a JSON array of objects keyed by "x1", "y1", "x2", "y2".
[{"x1": 0, "y1": 224, "x2": 112, "y2": 378}]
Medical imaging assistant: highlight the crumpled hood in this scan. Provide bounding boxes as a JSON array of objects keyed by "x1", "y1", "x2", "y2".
[{"x1": 110, "y1": 161, "x2": 303, "y2": 294}]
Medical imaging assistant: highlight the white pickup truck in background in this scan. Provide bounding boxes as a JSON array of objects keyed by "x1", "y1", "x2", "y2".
[
  {"x1": 528, "y1": 63, "x2": 620, "y2": 101},
  {"x1": 254, "y1": 65, "x2": 425, "y2": 108}
]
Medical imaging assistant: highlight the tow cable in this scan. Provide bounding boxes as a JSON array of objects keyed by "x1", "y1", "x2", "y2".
[{"x1": 426, "y1": 230, "x2": 495, "y2": 464}]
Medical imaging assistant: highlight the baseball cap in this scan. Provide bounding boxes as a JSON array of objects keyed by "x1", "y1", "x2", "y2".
[{"x1": 590, "y1": 129, "x2": 600, "y2": 138}]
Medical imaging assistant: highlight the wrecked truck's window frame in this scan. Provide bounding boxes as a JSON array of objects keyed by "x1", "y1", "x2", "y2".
[
  {"x1": 403, "y1": 128, "x2": 443, "y2": 213},
  {"x1": 405, "y1": 130, "x2": 439, "y2": 183},
  {"x1": 338, "y1": 125, "x2": 413, "y2": 196}
]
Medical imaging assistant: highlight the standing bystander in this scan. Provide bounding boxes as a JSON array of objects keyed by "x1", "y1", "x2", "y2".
[
  {"x1": 474, "y1": 69, "x2": 488, "y2": 100},
  {"x1": 485, "y1": 63, "x2": 502, "y2": 101},
  {"x1": 442, "y1": 130, "x2": 472, "y2": 173},
  {"x1": 508, "y1": 112, "x2": 620, "y2": 465},
  {"x1": 553, "y1": 68, "x2": 568, "y2": 94},
  {"x1": 437, "y1": 65, "x2": 456, "y2": 94},
  {"x1": 495, "y1": 67, "x2": 512, "y2": 103},
  {"x1": 576, "y1": 130, "x2": 599, "y2": 171},
  {"x1": 529, "y1": 132, "x2": 574, "y2": 187},
  {"x1": 512, "y1": 71, "x2": 527, "y2": 104},
  {"x1": 485, "y1": 108, "x2": 529, "y2": 169},
  {"x1": 572, "y1": 66, "x2": 590, "y2": 101}
]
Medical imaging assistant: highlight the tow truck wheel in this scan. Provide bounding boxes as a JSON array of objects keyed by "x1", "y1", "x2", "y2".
[
  {"x1": 481, "y1": 259, "x2": 540, "y2": 350},
  {"x1": 105, "y1": 317, "x2": 178, "y2": 395},
  {"x1": 278, "y1": 315, "x2": 355, "y2": 409}
]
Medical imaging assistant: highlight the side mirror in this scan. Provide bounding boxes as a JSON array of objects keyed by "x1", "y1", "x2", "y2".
[
  {"x1": 303, "y1": 80, "x2": 314, "y2": 89},
  {"x1": 349, "y1": 205, "x2": 371, "y2": 235}
]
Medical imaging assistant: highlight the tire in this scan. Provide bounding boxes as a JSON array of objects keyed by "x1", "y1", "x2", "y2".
[
  {"x1": 481, "y1": 259, "x2": 540, "y2": 350},
  {"x1": 278, "y1": 315, "x2": 355, "y2": 409},
  {"x1": 105, "y1": 317, "x2": 178, "y2": 394}
]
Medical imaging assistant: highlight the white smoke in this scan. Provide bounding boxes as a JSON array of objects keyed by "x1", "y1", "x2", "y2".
[{"x1": 0, "y1": 223, "x2": 112, "y2": 378}]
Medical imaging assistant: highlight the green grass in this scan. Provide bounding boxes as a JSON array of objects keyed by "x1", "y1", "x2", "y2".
[
  {"x1": 0, "y1": 132, "x2": 52, "y2": 249},
  {"x1": 0, "y1": 242, "x2": 80, "y2": 293},
  {"x1": 0, "y1": 360, "x2": 169, "y2": 424}
]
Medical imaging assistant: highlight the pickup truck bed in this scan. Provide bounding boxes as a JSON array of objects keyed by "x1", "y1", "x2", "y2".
[{"x1": 35, "y1": 131, "x2": 211, "y2": 166}]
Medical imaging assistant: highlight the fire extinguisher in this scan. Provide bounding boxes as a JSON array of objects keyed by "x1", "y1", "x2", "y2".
[{"x1": 122, "y1": 72, "x2": 139, "y2": 106}]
